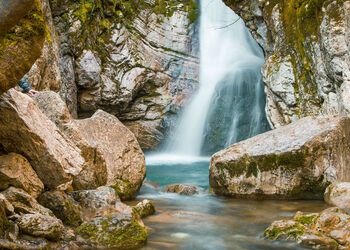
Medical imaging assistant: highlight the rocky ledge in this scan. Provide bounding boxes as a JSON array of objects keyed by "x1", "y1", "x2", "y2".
[{"x1": 210, "y1": 116, "x2": 350, "y2": 199}]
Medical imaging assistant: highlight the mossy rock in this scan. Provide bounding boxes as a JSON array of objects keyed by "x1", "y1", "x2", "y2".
[
  {"x1": 264, "y1": 220, "x2": 307, "y2": 241},
  {"x1": 0, "y1": 0, "x2": 46, "y2": 94},
  {"x1": 76, "y1": 210, "x2": 147, "y2": 249}
]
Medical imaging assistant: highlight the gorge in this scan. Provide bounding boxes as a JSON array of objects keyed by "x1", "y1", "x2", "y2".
[{"x1": 0, "y1": 0, "x2": 350, "y2": 249}]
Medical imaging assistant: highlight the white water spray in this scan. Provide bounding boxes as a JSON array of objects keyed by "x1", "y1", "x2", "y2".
[{"x1": 148, "y1": 0, "x2": 269, "y2": 163}]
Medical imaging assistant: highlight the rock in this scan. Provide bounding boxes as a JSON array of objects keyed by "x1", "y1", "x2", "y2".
[
  {"x1": 164, "y1": 184, "x2": 199, "y2": 196},
  {"x1": 70, "y1": 186, "x2": 117, "y2": 210},
  {"x1": 210, "y1": 116, "x2": 350, "y2": 199},
  {"x1": 38, "y1": 191, "x2": 83, "y2": 227},
  {"x1": 325, "y1": 183, "x2": 350, "y2": 213},
  {"x1": 18, "y1": 213, "x2": 64, "y2": 242},
  {"x1": 50, "y1": 1, "x2": 199, "y2": 149},
  {"x1": 264, "y1": 207, "x2": 350, "y2": 249},
  {"x1": 76, "y1": 209, "x2": 147, "y2": 249},
  {"x1": 2, "y1": 187, "x2": 53, "y2": 216},
  {"x1": 0, "y1": 0, "x2": 45, "y2": 94},
  {"x1": 33, "y1": 91, "x2": 72, "y2": 127},
  {"x1": 0, "y1": 90, "x2": 85, "y2": 190},
  {"x1": 224, "y1": 0, "x2": 350, "y2": 128},
  {"x1": 134, "y1": 199, "x2": 156, "y2": 218},
  {"x1": 0, "y1": 153, "x2": 44, "y2": 198},
  {"x1": 0, "y1": 194, "x2": 14, "y2": 216},
  {"x1": 63, "y1": 110, "x2": 146, "y2": 200},
  {"x1": 0, "y1": 197, "x2": 9, "y2": 236}
]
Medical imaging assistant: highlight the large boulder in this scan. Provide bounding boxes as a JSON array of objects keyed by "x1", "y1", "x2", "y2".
[
  {"x1": 70, "y1": 186, "x2": 118, "y2": 211},
  {"x1": 17, "y1": 213, "x2": 64, "y2": 242},
  {"x1": 38, "y1": 191, "x2": 83, "y2": 227},
  {"x1": 0, "y1": 153, "x2": 44, "y2": 198},
  {"x1": 64, "y1": 110, "x2": 146, "y2": 200},
  {"x1": 210, "y1": 116, "x2": 350, "y2": 199},
  {"x1": 0, "y1": 90, "x2": 84, "y2": 189},
  {"x1": 76, "y1": 207, "x2": 147, "y2": 249},
  {"x1": 325, "y1": 183, "x2": 350, "y2": 213},
  {"x1": 0, "y1": 0, "x2": 46, "y2": 94},
  {"x1": 33, "y1": 90, "x2": 107, "y2": 190}
]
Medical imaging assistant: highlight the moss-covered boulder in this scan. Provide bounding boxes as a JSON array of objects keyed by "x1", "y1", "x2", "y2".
[
  {"x1": 76, "y1": 207, "x2": 147, "y2": 249},
  {"x1": 210, "y1": 116, "x2": 350, "y2": 199},
  {"x1": 264, "y1": 207, "x2": 350, "y2": 249},
  {"x1": 0, "y1": 0, "x2": 46, "y2": 94}
]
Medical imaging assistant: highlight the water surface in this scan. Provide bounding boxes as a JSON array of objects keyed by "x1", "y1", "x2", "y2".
[{"x1": 136, "y1": 160, "x2": 328, "y2": 250}]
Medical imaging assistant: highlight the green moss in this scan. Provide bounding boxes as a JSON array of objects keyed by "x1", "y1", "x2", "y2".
[
  {"x1": 110, "y1": 178, "x2": 136, "y2": 201},
  {"x1": 77, "y1": 213, "x2": 147, "y2": 249},
  {"x1": 264, "y1": 221, "x2": 306, "y2": 240},
  {"x1": 294, "y1": 213, "x2": 319, "y2": 226}
]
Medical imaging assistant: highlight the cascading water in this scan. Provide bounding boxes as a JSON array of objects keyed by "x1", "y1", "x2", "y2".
[{"x1": 163, "y1": 0, "x2": 270, "y2": 157}]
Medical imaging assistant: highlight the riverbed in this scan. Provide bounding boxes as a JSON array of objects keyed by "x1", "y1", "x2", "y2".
[{"x1": 135, "y1": 159, "x2": 328, "y2": 250}]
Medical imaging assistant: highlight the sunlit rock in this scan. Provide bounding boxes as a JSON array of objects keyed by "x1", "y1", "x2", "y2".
[
  {"x1": 325, "y1": 182, "x2": 350, "y2": 213},
  {"x1": 0, "y1": 153, "x2": 44, "y2": 198},
  {"x1": 210, "y1": 116, "x2": 350, "y2": 199},
  {"x1": 0, "y1": 90, "x2": 84, "y2": 190}
]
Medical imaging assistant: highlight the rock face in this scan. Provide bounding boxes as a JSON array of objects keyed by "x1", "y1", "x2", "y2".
[
  {"x1": 49, "y1": 0, "x2": 199, "y2": 149},
  {"x1": 0, "y1": 198, "x2": 9, "y2": 236},
  {"x1": 224, "y1": 0, "x2": 350, "y2": 128},
  {"x1": 0, "y1": 90, "x2": 84, "y2": 189},
  {"x1": 0, "y1": 153, "x2": 44, "y2": 198},
  {"x1": 210, "y1": 116, "x2": 350, "y2": 199},
  {"x1": 264, "y1": 207, "x2": 350, "y2": 249},
  {"x1": 325, "y1": 183, "x2": 350, "y2": 213},
  {"x1": 64, "y1": 110, "x2": 146, "y2": 200},
  {"x1": 164, "y1": 184, "x2": 199, "y2": 196},
  {"x1": 0, "y1": 0, "x2": 46, "y2": 94}
]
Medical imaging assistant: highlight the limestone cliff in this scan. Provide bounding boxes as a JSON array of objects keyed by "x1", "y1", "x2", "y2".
[
  {"x1": 224, "y1": 0, "x2": 350, "y2": 128},
  {"x1": 48, "y1": 0, "x2": 199, "y2": 149}
]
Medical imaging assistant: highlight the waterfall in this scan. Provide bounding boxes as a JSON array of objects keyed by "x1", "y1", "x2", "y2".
[{"x1": 148, "y1": 0, "x2": 270, "y2": 163}]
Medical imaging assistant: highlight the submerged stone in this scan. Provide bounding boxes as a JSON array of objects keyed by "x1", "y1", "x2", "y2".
[
  {"x1": 164, "y1": 184, "x2": 199, "y2": 196},
  {"x1": 210, "y1": 116, "x2": 350, "y2": 199}
]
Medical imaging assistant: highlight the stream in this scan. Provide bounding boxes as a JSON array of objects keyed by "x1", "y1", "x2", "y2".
[{"x1": 134, "y1": 158, "x2": 328, "y2": 250}]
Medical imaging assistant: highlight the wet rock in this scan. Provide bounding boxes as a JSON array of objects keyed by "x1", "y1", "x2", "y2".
[
  {"x1": 38, "y1": 191, "x2": 83, "y2": 227},
  {"x1": 2, "y1": 187, "x2": 53, "y2": 216},
  {"x1": 164, "y1": 184, "x2": 199, "y2": 196},
  {"x1": 18, "y1": 213, "x2": 64, "y2": 242},
  {"x1": 76, "y1": 209, "x2": 147, "y2": 249},
  {"x1": 134, "y1": 199, "x2": 156, "y2": 218},
  {"x1": 33, "y1": 91, "x2": 72, "y2": 128},
  {"x1": 210, "y1": 116, "x2": 350, "y2": 199},
  {"x1": 70, "y1": 186, "x2": 117, "y2": 210},
  {"x1": 265, "y1": 207, "x2": 350, "y2": 249},
  {"x1": 63, "y1": 110, "x2": 146, "y2": 200},
  {"x1": 0, "y1": 153, "x2": 44, "y2": 198},
  {"x1": 325, "y1": 183, "x2": 350, "y2": 213},
  {"x1": 0, "y1": 90, "x2": 84, "y2": 190}
]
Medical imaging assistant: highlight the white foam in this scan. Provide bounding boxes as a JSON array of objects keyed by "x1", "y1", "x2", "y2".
[{"x1": 146, "y1": 154, "x2": 210, "y2": 165}]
